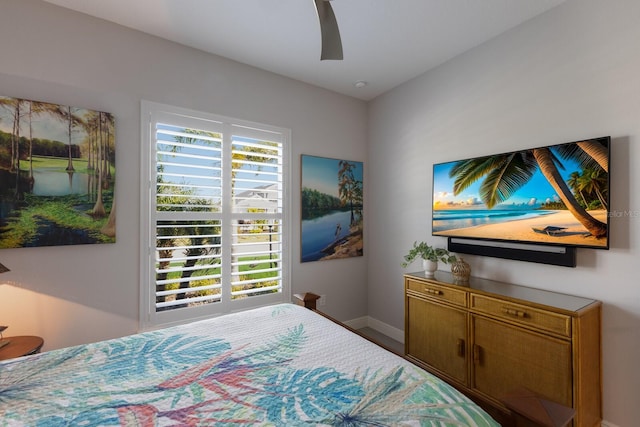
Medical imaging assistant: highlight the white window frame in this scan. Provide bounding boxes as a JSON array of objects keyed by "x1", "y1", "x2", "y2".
[{"x1": 140, "y1": 100, "x2": 290, "y2": 330}]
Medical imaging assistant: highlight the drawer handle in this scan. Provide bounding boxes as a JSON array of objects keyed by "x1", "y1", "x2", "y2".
[
  {"x1": 423, "y1": 287, "x2": 443, "y2": 296},
  {"x1": 473, "y1": 344, "x2": 481, "y2": 365},
  {"x1": 457, "y1": 338, "x2": 465, "y2": 358},
  {"x1": 502, "y1": 307, "x2": 527, "y2": 318}
]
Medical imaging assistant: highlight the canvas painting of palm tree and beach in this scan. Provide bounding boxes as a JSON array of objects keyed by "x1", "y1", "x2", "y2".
[
  {"x1": 432, "y1": 137, "x2": 610, "y2": 249},
  {"x1": 0, "y1": 95, "x2": 115, "y2": 249}
]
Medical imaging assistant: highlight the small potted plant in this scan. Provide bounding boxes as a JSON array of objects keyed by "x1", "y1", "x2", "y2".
[{"x1": 401, "y1": 241, "x2": 456, "y2": 278}]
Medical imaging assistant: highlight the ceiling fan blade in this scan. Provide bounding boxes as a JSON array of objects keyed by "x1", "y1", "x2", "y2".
[{"x1": 313, "y1": 0, "x2": 343, "y2": 60}]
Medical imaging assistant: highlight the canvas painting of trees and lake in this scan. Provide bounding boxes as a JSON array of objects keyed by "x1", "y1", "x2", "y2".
[
  {"x1": 301, "y1": 155, "x2": 363, "y2": 262},
  {"x1": 0, "y1": 95, "x2": 115, "y2": 248},
  {"x1": 432, "y1": 137, "x2": 610, "y2": 249}
]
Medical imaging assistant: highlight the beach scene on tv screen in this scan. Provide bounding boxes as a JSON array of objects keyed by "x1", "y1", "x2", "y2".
[{"x1": 432, "y1": 138, "x2": 609, "y2": 248}]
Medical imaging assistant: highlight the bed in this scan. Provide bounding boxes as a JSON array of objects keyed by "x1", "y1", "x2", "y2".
[{"x1": 0, "y1": 303, "x2": 499, "y2": 426}]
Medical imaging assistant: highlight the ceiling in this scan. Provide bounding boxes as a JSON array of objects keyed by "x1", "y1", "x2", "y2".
[{"x1": 41, "y1": 0, "x2": 566, "y2": 101}]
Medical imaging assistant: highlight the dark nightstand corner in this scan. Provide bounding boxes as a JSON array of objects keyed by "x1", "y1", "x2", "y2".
[
  {"x1": 502, "y1": 387, "x2": 575, "y2": 427},
  {"x1": 0, "y1": 336, "x2": 44, "y2": 361}
]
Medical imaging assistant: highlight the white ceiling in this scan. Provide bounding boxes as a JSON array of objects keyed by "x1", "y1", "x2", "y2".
[{"x1": 42, "y1": 0, "x2": 566, "y2": 101}]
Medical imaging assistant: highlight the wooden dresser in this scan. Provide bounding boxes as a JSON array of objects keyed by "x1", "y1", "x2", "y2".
[{"x1": 404, "y1": 271, "x2": 601, "y2": 427}]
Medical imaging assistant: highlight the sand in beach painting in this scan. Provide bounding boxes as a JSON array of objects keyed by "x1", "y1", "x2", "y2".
[
  {"x1": 301, "y1": 155, "x2": 363, "y2": 262},
  {"x1": 433, "y1": 137, "x2": 609, "y2": 248},
  {"x1": 0, "y1": 95, "x2": 115, "y2": 248}
]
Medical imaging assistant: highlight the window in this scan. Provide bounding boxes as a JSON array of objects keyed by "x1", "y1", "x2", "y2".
[{"x1": 140, "y1": 101, "x2": 289, "y2": 329}]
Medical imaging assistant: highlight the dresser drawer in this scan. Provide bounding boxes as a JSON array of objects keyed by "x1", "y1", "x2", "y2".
[
  {"x1": 406, "y1": 278, "x2": 467, "y2": 307},
  {"x1": 470, "y1": 294, "x2": 571, "y2": 338}
]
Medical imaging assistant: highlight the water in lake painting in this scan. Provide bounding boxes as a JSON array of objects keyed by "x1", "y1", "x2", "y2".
[
  {"x1": 301, "y1": 155, "x2": 363, "y2": 262},
  {"x1": 0, "y1": 95, "x2": 116, "y2": 248}
]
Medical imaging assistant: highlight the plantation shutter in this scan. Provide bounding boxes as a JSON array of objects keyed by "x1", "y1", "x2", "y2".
[
  {"x1": 230, "y1": 126, "x2": 284, "y2": 299},
  {"x1": 154, "y1": 121, "x2": 224, "y2": 310},
  {"x1": 141, "y1": 101, "x2": 289, "y2": 328}
]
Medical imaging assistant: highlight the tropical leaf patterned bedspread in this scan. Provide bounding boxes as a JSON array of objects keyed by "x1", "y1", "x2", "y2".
[{"x1": 0, "y1": 304, "x2": 499, "y2": 426}]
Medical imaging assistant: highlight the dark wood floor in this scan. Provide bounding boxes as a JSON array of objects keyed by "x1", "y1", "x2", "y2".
[{"x1": 357, "y1": 327, "x2": 404, "y2": 354}]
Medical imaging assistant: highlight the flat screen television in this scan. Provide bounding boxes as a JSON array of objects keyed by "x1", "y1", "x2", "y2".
[{"x1": 432, "y1": 136, "x2": 610, "y2": 251}]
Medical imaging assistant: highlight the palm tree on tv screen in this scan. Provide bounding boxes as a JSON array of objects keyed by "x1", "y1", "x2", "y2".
[{"x1": 449, "y1": 140, "x2": 608, "y2": 238}]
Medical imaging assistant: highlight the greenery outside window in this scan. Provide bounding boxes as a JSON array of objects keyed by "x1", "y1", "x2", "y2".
[{"x1": 140, "y1": 101, "x2": 290, "y2": 329}]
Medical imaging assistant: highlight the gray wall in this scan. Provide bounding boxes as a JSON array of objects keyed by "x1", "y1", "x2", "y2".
[
  {"x1": 1, "y1": 0, "x2": 638, "y2": 425},
  {"x1": 367, "y1": 1, "x2": 639, "y2": 426},
  {"x1": 0, "y1": 0, "x2": 368, "y2": 348}
]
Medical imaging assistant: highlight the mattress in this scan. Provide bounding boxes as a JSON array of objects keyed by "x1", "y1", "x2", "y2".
[{"x1": 0, "y1": 303, "x2": 498, "y2": 426}]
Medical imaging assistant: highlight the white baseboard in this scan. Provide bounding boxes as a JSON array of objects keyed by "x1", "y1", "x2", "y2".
[
  {"x1": 342, "y1": 316, "x2": 368, "y2": 330},
  {"x1": 367, "y1": 316, "x2": 405, "y2": 343},
  {"x1": 601, "y1": 420, "x2": 619, "y2": 427},
  {"x1": 343, "y1": 315, "x2": 404, "y2": 344}
]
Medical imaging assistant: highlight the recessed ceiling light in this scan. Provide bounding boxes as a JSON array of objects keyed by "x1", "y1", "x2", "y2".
[{"x1": 354, "y1": 81, "x2": 368, "y2": 88}]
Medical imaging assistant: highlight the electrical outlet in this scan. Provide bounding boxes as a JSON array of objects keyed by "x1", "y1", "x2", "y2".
[{"x1": 318, "y1": 294, "x2": 326, "y2": 307}]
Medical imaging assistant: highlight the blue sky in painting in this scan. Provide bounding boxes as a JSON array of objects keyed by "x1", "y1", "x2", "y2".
[
  {"x1": 0, "y1": 96, "x2": 89, "y2": 144},
  {"x1": 433, "y1": 155, "x2": 582, "y2": 210},
  {"x1": 302, "y1": 155, "x2": 363, "y2": 198}
]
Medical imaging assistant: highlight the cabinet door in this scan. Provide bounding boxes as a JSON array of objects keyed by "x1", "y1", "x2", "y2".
[
  {"x1": 406, "y1": 295, "x2": 467, "y2": 384},
  {"x1": 471, "y1": 315, "x2": 572, "y2": 406}
]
